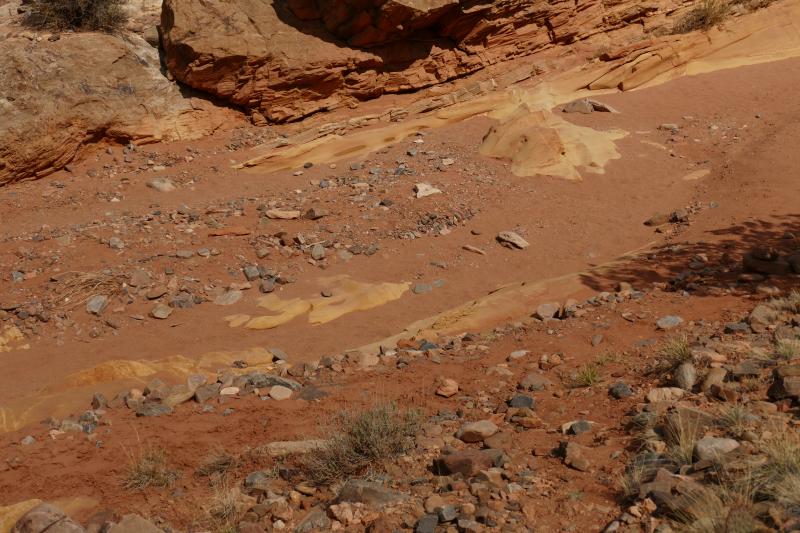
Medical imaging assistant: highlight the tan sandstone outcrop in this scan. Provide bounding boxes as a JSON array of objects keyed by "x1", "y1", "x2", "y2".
[
  {"x1": 161, "y1": 0, "x2": 679, "y2": 124},
  {"x1": 0, "y1": 33, "x2": 236, "y2": 184}
]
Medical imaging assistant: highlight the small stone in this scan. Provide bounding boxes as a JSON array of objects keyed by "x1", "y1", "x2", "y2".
[
  {"x1": 149, "y1": 303, "x2": 172, "y2": 319},
  {"x1": 214, "y1": 291, "x2": 242, "y2": 305},
  {"x1": 534, "y1": 302, "x2": 560, "y2": 320},
  {"x1": 674, "y1": 363, "x2": 696, "y2": 390},
  {"x1": 311, "y1": 243, "x2": 326, "y2": 260},
  {"x1": 269, "y1": 348, "x2": 289, "y2": 361},
  {"x1": 455, "y1": 421, "x2": 498, "y2": 443},
  {"x1": 644, "y1": 213, "x2": 670, "y2": 226},
  {"x1": 258, "y1": 279, "x2": 275, "y2": 293},
  {"x1": 415, "y1": 183, "x2": 442, "y2": 198},
  {"x1": 570, "y1": 421, "x2": 592, "y2": 435},
  {"x1": 176, "y1": 250, "x2": 195, "y2": 259},
  {"x1": 497, "y1": 231, "x2": 529, "y2": 249},
  {"x1": 656, "y1": 316, "x2": 684, "y2": 329},
  {"x1": 436, "y1": 379, "x2": 458, "y2": 397},
  {"x1": 86, "y1": 295, "x2": 109, "y2": 315},
  {"x1": 413, "y1": 284, "x2": 433, "y2": 294},
  {"x1": 147, "y1": 177, "x2": 179, "y2": 192},
  {"x1": 109, "y1": 237, "x2": 124, "y2": 249},
  {"x1": 483, "y1": 432, "x2": 513, "y2": 450},
  {"x1": 136, "y1": 404, "x2": 173, "y2": 417},
  {"x1": 129, "y1": 268, "x2": 150, "y2": 287},
  {"x1": 563, "y1": 99, "x2": 594, "y2": 114},
  {"x1": 609, "y1": 382, "x2": 632, "y2": 399},
  {"x1": 509, "y1": 394, "x2": 535, "y2": 409},
  {"x1": 21, "y1": 436, "x2": 35, "y2": 445},
  {"x1": 433, "y1": 449, "x2": 493, "y2": 477},
  {"x1": 269, "y1": 385, "x2": 293, "y2": 400},
  {"x1": 695, "y1": 437, "x2": 739, "y2": 461}
]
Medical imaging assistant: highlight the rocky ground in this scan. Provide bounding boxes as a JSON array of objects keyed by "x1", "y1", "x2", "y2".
[{"x1": 2, "y1": 33, "x2": 800, "y2": 533}]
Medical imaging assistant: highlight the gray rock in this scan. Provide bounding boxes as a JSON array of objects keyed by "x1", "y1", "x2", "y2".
[
  {"x1": 509, "y1": 394, "x2": 535, "y2": 409},
  {"x1": 534, "y1": 302, "x2": 560, "y2": 320},
  {"x1": 311, "y1": 243, "x2": 326, "y2": 260},
  {"x1": 250, "y1": 374, "x2": 302, "y2": 391},
  {"x1": 169, "y1": 294, "x2": 194, "y2": 309},
  {"x1": 724, "y1": 322, "x2": 751, "y2": 334},
  {"x1": 243, "y1": 266, "x2": 260, "y2": 281},
  {"x1": 86, "y1": 295, "x2": 109, "y2": 315},
  {"x1": 413, "y1": 284, "x2": 433, "y2": 294},
  {"x1": 416, "y1": 515, "x2": 438, "y2": 533},
  {"x1": 563, "y1": 99, "x2": 593, "y2": 114},
  {"x1": 259, "y1": 279, "x2": 275, "y2": 293},
  {"x1": 294, "y1": 507, "x2": 328, "y2": 532},
  {"x1": 146, "y1": 177, "x2": 178, "y2": 192},
  {"x1": 695, "y1": 437, "x2": 739, "y2": 462},
  {"x1": 245, "y1": 470, "x2": 272, "y2": 487},
  {"x1": 674, "y1": 363, "x2": 696, "y2": 390},
  {"x1": 337, "y1": 250, "x2": 353, "y2": 260},
  {"x1": 21, "y1": 436, "x2": 35, "y2": 445},
  {"x1": 194, "y1": 385, "x2": 219, "y2": 404},
  {"x1": 591, "y1": 334, "x2": 603, "y2": 347},
  {"x1": 454, "y1": 420, "x2": 498, "y2": 442},
  {"x1": 109, "y1": 237, "x2": 124, "y2": 249},
  {"x1": 337, "y1": 479, "x2": 409, "y2": 505},
  {"x1": 269, "y1": 348, "x2": 289, "y2": 361},
  {"x1": 609, "y1": 382, "x2": 632, "y2": 399},
  {"x1": 148, "y1": 303, "x2": 172, "y2": 319},
  {"x1": 136, "y1": 404, "x2": 172, "y2": 417},
  {"x1": 214, "y1": 291, "x2": 242, "y2": 305},
  {"x1": 732, "y1": 360, "x2": 761, "y2": 377},
  {"x1": 497, "y1": 231, "x2": 529, "y2": 249},
  {"x1": 186, "y1": 373, "x2": 208, "y2": 389},
  {"x1": 436, "y1": 506, "x2": 457, "y2": 522},
  {"x1": 656, "y1": 316, "x2": 683, "y2": 329},
  {"x1": 519, "y1": 372, "x2": 553, "y2": 390},
  {"x1": 176, "y1": 250, "x2": 195, "y2": 259},
  {"x1": 143, "y1": 25, "x2": 161, "y2": 48},
  {"x1": 570, "y1": 420, "x2": 592, "y2": 435},
  {"x1": 11, "y1": 503, "x2": 66, "y2": 533}
]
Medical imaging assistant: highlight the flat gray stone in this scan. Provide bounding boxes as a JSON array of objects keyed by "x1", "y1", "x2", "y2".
[
  {"x1": 564, "y1": 99, "x2": 593, "y2": 114},
  {"x1": 413, "y1": 284, "x2": 433, "y2": 294},
  {"x1": 269, "y1": 348, "x2": 288, "y2": 361},
  {"x1": 695, "y1": 438, "x2": 739, "y2": 462},
  {"x1": 609, "y1": 382, "x2": 632, "y2": 399},
  {"x1": 656, "y1": 316, "x2": 683, "y2": 329},
  {"x1": 519, "y1": 372, "x2": 553, "y2": 390},
  {"x1": 136, "y1": 404, "x2": 172, "y2": 417},
  {"x1": 86, "y1": 295, "x2": 109, "y2": 315},
  {"x1": 176, "y1": 250, "x2": 194, "y2": 259},
  {"x1": 509, "y1": 394, "x2": 535, "y2": 409},
  {"x1": 147, "y1": 177, "x2": 179, "y2": 192},
  {"x1": 250, "y1": 374, "x2": 302, "y2": 391},
  {"x1": 337, "y1": 480, "x2": 408, "y2": 505},
  {"x1": 214, "y1": 291, "x2": 242, "y2": 305}
]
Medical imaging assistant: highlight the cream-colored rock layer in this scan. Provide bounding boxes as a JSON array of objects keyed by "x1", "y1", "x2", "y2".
[
  {"x1": 0, "y1": 34, "x2": 235, "y2": 184},
  {"x1": 224, "y1": 276, "x2": 410, "y2": 330},
  {"x1": 479, "y1": 104, "x2": 627, "y2": 179},
  {"x1": 0, "y1": 348, "x2": 276, "y2": 433}
]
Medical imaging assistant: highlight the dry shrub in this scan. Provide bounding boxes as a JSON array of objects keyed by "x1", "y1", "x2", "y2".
[
  {"x1": 673, "y1": 0, "x2": 730, "y2": 34},
  {"x1": 123, "y1": 445, "x2": 181, "y2": 490},
  {"x1": 198, "y1": 446, "x2": 237, "y2": 478},
  {"x1": 208, "y1": 482, "x2": 241, "y2": 524},
  {"x1": 748, "y1": 429, "x2": 800, "y2": 515},
  {"x1": 28, "y1": 0, "x2": 127, "y2": 33},
  {"x1": 663, "y1": 413, "x2": 703, "y2": 467},
  {"x1": 301, "y1": 401, "x2": 423, "y2": 486},
  {"x1": 52, "y1": 272, "x2": 124, "y2": 313}
]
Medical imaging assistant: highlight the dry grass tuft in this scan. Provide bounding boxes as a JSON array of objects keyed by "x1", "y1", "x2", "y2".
[
  {"x1": 663, "y1": 413, "x2": 703, "y2": 467},
  {"x1": 673, "y1": 0, "x2": 731, "y2": 34},
  {"x1": 770, "y1": 291, "x2": 800, "y2": 312},
  {"x1": 573, "y1": 364, "x2": 602, "y2": 387},
  {"x1": 660, "y1": 335, "x2": 692, "y2": 373},
  {"x1": 198, "y1": 446, "x2": 238, "y2": 478},
  {"x1": 748, "y1": 429, "x2": 800, "y2": 515},
  {"x1": 52, "y1": 272, "x2": 124, "y2": 313},
  {"x1": 301, "y1": 401, "x2": 423, "y2": 487},
  {"x1": 208, "y1": 482, "x2": 241, "y2": 524},
  {"x1": 28, "y1": 0, "x2": 127, "y2": 32},
  {"x1": 123, "y1": 445, "x2": 181, "y2": 491}
]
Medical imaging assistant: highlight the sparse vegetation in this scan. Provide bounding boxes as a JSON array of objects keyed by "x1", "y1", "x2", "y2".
[
  {"x1": 769, "y1": 291, "x2": 800, "y2": 312},
  {"x1": 565, "y1": 490, "x2": 585, "y2": 500},
  {"x1": 662, "y1": 413, "x2": 703, "y2": 467},
  {"x1": 123, "y1": 445, "x2": 182, "y2": 491},
  {"x1": 573, "y1": 364, "x2": 602, "y2": 387},
  {"x1": 592, "y1": 44, "x2": 612, "y2": 59},
  {"x1": 617, "y1": 460, "x2": 650, "y2": 498},
  {"x1": 302, "y1": 401, "x2": 424, "y2": 486},
  {"x1": 198, "y1": 446, "x2": 238, "y2": 478},
  {"x1": 596, "y1": 350, "x2": 628, "y2": 366},
  {"x1": 28, "y1": 0, "x2": 128, "y2": 33},
  {"x1": 672, "y1": 0, "x2": 731, "y2": 34},
  {"x1": 208, "y1": 483, "x2": 241, "y2": 524},
  {"x1": 718, "y1": 404, "x2": 747, "y2": 435},
  {"x1": 660, "y1": 335, "x2": 692, "y2": 373}
]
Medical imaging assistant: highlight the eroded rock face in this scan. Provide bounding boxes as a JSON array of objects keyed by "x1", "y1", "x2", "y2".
[
  {"x1": 0, "y1": 33, "x2": 235, "y2": 184},
  {"x1": 160, "y1": 0, "x2": 666, "y2": 123}
]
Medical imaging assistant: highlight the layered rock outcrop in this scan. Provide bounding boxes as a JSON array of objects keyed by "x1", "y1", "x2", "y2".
[
  {"x1": 161, "y1": 0, "x2": 671, "y2": 123},
  {"x1": 0, "y1": 33, "x2": 235, "y2": 184}
]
